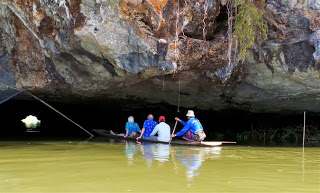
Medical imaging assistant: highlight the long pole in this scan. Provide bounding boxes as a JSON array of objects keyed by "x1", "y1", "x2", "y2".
[
  {"x1": 169, "y1": 120, "x2": 178, "y2": 144},
  {"x1": 303, "y1": 111, "x2": 306, "y2": 147},
  {"x1": 0, "y1": 81, "x2": 94, "y2": 137},
  {"x1": 25, "y1": 91, "x2": 94, "y2": 137}
]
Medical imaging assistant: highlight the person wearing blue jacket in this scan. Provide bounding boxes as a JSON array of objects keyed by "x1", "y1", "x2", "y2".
[
  {"x1": 124, "y1": 116, "x2": 141, "y2": 138},
  {"x1": 171, "y1": 110, "x2": 206, "y2": 141}
]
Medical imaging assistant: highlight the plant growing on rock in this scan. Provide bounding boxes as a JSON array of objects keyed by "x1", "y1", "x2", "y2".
[
  {"x1": 234, "y1": 0, "x2": 268, "y2": 60},
  {"x1": 220, "y1": 0, "x2": 268, "y2": 80}
]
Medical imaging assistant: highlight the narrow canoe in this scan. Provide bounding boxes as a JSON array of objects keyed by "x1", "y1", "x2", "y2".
[{"x1": 92, "y1": 129, "x2": 236, "y2": 147}]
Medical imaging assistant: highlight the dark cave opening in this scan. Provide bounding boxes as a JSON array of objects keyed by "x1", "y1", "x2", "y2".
[
  {"x1": 212, "y1": 4, "x2": 229, "y2": 39},
  {"x1": 181, "y1": 4, "x2": 229, "y2": 41},
  {"x1": 1, "y1": 98, "x2": 319, "y2": 146}
]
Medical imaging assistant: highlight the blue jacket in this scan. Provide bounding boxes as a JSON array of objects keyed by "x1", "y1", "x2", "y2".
[
  {"x1": 125, "y1": 122, "x2": 140, "y2": 136},
  {"x1": 176, "y1": 117, "x2": 203, "y2": 137}
]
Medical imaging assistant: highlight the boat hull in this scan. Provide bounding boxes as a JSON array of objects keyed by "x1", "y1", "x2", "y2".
[{"x1": 93, "y1": 129, "x2": 236, "y2": 147}]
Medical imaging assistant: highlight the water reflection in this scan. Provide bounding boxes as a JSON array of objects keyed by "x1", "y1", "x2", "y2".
[
  {"x1": 124, "y1": 141, "x2": 222, "y2": 180},
  {"x1": 176, "y1": 147, "x2": 222, "y2": 180},
  {"x1": 2, "y1": 141, "x2": 318, "y2": 192},
  {"x1": 124, "y1": 141, "x2": 140, "y2": 165}
]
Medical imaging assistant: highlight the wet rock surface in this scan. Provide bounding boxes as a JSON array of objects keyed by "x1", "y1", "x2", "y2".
[{"x1": 0, "y1": 0, "x2": 320, "y2": 112}]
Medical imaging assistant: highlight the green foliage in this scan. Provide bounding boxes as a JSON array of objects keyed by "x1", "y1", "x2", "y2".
[
  {"x1": 214, "y1": 132, "x2": 225, "y2": 140},
  {"x1": 235, "y1": 125, "x2": 320, "y2": 145},
  {"x1": 234, "y1": 0, "x2": 268, "y2": 60},
  {"x1": 236, "y1": 131, "x2": 249, "y2": 142}
]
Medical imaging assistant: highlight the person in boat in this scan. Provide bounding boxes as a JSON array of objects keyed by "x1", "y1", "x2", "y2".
[
  {"x1": 124, "y1": 116, "x2": 141, "y2": 138},
  {"x1": 171, "y1": 110, "x2": 206, "y2": 142},
  {"x1": 149, "y1": 116, "x2": 171, "y2": 142},
  {"x1": 136, "y1": 114, "x2": 158, "y2": 140}
]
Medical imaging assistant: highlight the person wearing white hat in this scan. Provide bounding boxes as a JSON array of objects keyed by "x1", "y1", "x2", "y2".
[{"x1": 172, "y1": 110, "x2": 206, "y2": 141}]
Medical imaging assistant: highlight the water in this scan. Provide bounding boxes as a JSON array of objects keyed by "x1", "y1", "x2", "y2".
[{"x1": 0, "y1": 139, "x2": 319, "y2": 192}]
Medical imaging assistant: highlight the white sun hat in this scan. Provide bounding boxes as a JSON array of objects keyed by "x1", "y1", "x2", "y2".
[{"x1": 186, "y1": 110, "x2": 195, "y2": 117}]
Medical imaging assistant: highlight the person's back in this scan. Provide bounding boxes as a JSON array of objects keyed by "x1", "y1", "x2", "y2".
[
  {"x1": 142, "y1": 119, "x2": 158, "y2": 138},
  {"x1": 150, "y1": 116, "x2": 171, "y2": 142},
  {"x1": 185, "y1": 117, "x2": 203, "y2": 133},
  {"x1": 136, "y1": 114, "x2": 157, "y2": 140},
  {"x1": 154, "y1": 122, "x2": 171, "y2": 141},
  {"x1": 124, "y1": 116, "x2": 140, "y2": 138}
]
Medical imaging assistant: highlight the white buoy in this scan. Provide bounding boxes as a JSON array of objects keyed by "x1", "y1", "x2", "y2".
[{"x1": 21, "y1": 115, "x2": 41, "y2": 128}]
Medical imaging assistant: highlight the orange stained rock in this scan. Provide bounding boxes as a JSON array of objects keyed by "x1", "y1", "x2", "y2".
[
  {"x1": 148, "y1": 0, "x2": 168, "y2": 15},
  {"x1": 15, "y1": 0, "x2": 32, "y2": 13},
  {"x1": 158, "y1": 19, "x2": 166, "y2": 29},
  {"x1": 69, "y1": 0, "x2": 83, "y2": 18},
  {"x1": 15, "y1": 0, "x2": 26, "y2": 10},
  {"x1": 68, "y1": 0, "x2": 86, "y2": 31}
]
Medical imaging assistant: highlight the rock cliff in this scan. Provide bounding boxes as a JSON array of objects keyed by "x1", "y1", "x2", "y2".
[{"x1": 0, "y1": 0, "x2": 319, "y2": 112}]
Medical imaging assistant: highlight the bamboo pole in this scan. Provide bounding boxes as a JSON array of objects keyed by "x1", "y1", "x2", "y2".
[
  {"x1": 169, "y1": 120, "x2": 178, "y2": 144},
  {"x1": 303, "y1": 111, "x2": 306, "y2": 147}
]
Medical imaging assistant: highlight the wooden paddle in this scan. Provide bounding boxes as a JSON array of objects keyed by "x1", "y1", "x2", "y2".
[{"x1": 169, "y1": 120, "x2": 178, "y2": 144}]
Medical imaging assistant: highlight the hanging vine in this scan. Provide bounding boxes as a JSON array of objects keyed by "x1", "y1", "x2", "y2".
[
  {"x1": 174, "y1": 0, "x2": 180, "y2": 63},
  {"x1": 234, "y1": 0, "x2": 268, "y2": 60},
  {"x1": 175, "y1": 0, "x2": 181, "y2": 112},
  {"x1": 202, "y1": 0, "x2": 208, "y2": 41},
  {"x1": 226, "y1": 0, "x2": 236, "y2": 69},
  {"x1": 216, "y1": 0, "x2": 268, "y2": 80}
]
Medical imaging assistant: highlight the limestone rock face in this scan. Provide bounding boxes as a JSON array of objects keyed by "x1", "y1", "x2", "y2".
[{"x1": 0, "y1": 0, "x2": 320, "y2": 112}]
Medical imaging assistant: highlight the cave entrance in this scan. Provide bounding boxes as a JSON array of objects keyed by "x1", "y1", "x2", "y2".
[{"x1": 0, "y1": 99, "x2": 319, "y2": 146}]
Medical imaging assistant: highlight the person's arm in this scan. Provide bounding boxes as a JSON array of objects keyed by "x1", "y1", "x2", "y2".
[
  {"x1": 175, "y1": 121, "x2": 191, "y2": 137},
  {"x1": 124, "y1": 129, "x2": 129, "y2": 138},
  {"x1": 175, "y1": 117, "x2": 186, "y2": 126},
  {"x1": 136, "y1": 128, "x2": 145, "y2": 140},
  {"x1": 150, "y1": 125, "x2": 159, "y2": 136},
  {"x1": 180, "y1": 121, "x2": 187, "y2": 126},
  {"x1": 124, "y1": 122, "x2": 129, "y2": 138},
  {"x1": 137, "y1": 121, "x2": 147, "y2": 140}
]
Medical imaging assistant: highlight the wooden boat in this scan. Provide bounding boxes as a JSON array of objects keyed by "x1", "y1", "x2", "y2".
[{"x1": 92, "y1": 129, "x2": 236, "y2": 147}]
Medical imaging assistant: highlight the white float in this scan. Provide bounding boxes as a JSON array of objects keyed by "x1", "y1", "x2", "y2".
[{"x1": 21, "y1": 115, "x2": 41, "y2": 129}]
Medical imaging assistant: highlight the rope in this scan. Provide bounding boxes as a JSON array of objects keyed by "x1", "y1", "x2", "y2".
[
  {"x1": 177, "y1": 72, "x2": 181, "y2": 113},
  {"x1": 25, "y1": 91, "x2": 94, "y2": 137},
  {"x1": 226, "y1": 0, "x2": 235, "y2": 68},
  {"x1": 0, "y1": 66, "x2": 14, "y2": 78},
  {"x1": 162, "y1": 75, "x2": 165, "y2": 91},
  {"x1": 0, "y1": 81, "x2": 23, "y2": 92},
  {"x1": 202, "y1": 0, "x2": 208, "y2": 41},
  {"x1": 0, "y1": 88, "x2": 23, "y2": 104},
  {"x1": 0, "y1": 81, "x2": 94, "y2": 137},
  {"x1": 174, "y1": 0, "x2": 180, "y2": 63},
  {"x1": 175, "y1": 0, "x2": 181, "y2": 113}
]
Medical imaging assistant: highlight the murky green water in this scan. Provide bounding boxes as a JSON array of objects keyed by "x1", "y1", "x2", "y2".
[{"x1": 0, "y1": 139, "x2": 319, "y2": 192}]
